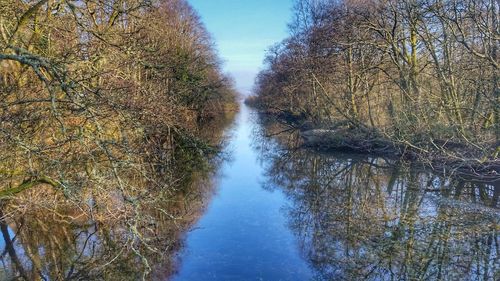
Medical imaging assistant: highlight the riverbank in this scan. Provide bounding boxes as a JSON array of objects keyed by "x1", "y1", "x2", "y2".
[{"x1": 251, "y1": 109, "x2": 500, "y2": 181}]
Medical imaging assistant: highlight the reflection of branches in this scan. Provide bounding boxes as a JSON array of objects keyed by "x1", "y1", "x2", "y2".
[
  {"x1": 0, "y1": 108, "x2": 232, "y2": 280},
  {"x1": 0, "y1": 164, "x2": 219, "y2": 280},
  {"x1": 254, "y1": 120, "x2": 500, "y2": 280},
  {"x1": 0, "y1": 217, "x2": 28, "y2": 280}
]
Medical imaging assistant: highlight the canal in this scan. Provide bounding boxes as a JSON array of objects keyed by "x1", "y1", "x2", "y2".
[{"x1": 174, "y1": 104, "x2": 500, "y2": 280}]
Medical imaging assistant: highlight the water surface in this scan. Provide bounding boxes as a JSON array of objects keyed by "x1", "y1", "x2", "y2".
[
  {"x1": 0, "y1": 105, "x2": 498, "y2": 280},
  {"x1": 173, "y1": 105, "x2": 313, "y2": 280},
  {"x1": 174, "y1": 104, "x2": 500, "y2": 280}
]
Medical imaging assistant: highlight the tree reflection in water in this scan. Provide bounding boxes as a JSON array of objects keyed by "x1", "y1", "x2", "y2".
[
  {"x1": 253, "y1": 119, "x2": 500, "y2": 281},
  {"x1": 0, "y1": 115, "x2": 234, "y2": 280}
]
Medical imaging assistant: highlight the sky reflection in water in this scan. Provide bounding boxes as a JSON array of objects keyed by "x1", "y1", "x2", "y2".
[
  {"x1": 174, "y1": 105, "x2": 499, "y2": 281},
  {"x1": 0, "y1": 105, "x2": 498, "y2": 280}
]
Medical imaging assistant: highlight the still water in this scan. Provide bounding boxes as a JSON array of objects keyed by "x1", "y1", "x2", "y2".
[
  {"x1": 173, "y1": 105, "x2": 313, "y2": 280},
  {"x1": 0, "y1": 104, "x2": 499, "y2": 280},
  {"x1": 174, "y1": 105, "x2": 500, "y2": 280}
]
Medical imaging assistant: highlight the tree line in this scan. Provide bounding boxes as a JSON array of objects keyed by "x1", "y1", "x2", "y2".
[
  {"x1": 0, "y1": 0, "x2": 237, "y2": 277},
  {"x1": 0, "y1": 0, "x2": 237, "y2": 199},
  {"x1": 249, "y1": 0, "x2": 499, "y2": 167}
]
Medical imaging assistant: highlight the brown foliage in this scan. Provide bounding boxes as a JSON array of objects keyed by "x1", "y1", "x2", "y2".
[{"x1": 253, "y1": 0, "x2": 499, "y2": 163}]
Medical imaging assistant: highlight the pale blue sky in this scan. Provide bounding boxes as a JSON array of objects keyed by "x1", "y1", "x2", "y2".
[{"x1": 188, "y1": 0, "x2": 294, "y2": 96}]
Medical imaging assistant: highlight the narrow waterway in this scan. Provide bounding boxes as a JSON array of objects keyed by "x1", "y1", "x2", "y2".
[
  {"x1": 0, "y1": 104, "x2": 497, "y2": 280},
  {"x1": 173, "y1": 105, "x2": 313, "y2": 280},
  {"x1": 173, "y1": 104, "x2": 500, "y2": 281}
]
